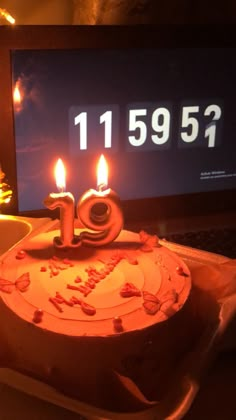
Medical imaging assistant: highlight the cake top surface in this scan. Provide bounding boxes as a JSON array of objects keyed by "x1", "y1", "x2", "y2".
[{"x1": 0, "y1": 229, "x2": 191, "y2": 337}]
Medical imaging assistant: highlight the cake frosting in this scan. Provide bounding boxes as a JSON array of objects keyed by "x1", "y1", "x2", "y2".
[{"x1": 0, "y1": 228, "x2": 191, "y2": 410}]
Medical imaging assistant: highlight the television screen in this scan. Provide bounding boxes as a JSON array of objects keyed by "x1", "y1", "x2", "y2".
[{"x1": 1, "y1": 26, "x2": 236, "y2": 219}]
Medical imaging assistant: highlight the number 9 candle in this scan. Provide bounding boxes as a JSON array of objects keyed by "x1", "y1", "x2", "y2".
[{"x1": 77, "y1": 155, "x2": 123, "y2": 247}]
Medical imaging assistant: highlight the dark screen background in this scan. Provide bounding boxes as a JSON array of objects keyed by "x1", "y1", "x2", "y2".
[{"x1": 12, "y1": 48, "x2": 236, "y2": 212}]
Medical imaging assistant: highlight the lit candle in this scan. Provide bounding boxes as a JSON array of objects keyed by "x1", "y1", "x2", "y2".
[
  {"x1": 44, "y1": 159, "x2": 79, "y2": 248},
  {"x1": 77, "y1": 155, "x2": 123, "y2": 247}
]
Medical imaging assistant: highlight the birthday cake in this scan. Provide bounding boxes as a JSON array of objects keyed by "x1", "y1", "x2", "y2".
[{"x1": 0, "y1": 228, "x2": 192, "y2": 410}]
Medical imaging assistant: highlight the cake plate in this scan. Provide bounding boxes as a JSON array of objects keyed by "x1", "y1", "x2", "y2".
[{"x1": 0, "y1": 239, "x2": 236, "y2": 420}]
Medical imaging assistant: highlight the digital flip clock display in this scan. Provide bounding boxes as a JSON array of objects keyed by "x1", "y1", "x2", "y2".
[{"x1": 69, "y1": 101, "x2": 222, "y2": 154}]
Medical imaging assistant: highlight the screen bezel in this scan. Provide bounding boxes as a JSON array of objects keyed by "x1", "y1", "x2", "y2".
[{"x1": 1, "y1": 24, "x2": 236, "y2": 222}]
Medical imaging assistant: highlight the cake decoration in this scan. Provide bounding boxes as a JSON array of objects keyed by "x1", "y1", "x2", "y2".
[
  {"x1": 80, "y1": 301, "x2": 96, "y2": 316},
  {"x1": 48, "y1": 291, "x2": 97, "y2": 316},
  {"x1": 55, "y1": 292, "x2": 74, "y2": 307},
  {"x1": 125, "y1": 255, "x2": 139, "y2": 265},
  {"x1": 47, "y1": 256, "x2": 73, "y2": 277},
  {"x1": 0, "y1": 272, "x2": 30, "y2": 293},
  {"x1": 176, "y1": 265, "x2": 189, "y2": 277},
  {"x1": 16, "y1": 249, "x2": 26, "y2": 259},
  {"x1": 120, "y1": 282, "x2": 142, "y2": 298},
  {"x1": 67, "y1": 283, "x2": 91, "y2": 297},
  {"x1": 161, "y1": 289, "x2": 178, "y2": 304},
  {"x1": 33, "y1": 308, "x2": 43, "y2": 324},
  {"x1": 159, "y1": 289, "x2": 178, "y2": 317},
  {"x1": 69, "y1": 296, "x2": 81, "y2": 304},
  {"x1": 155, "y1": 254, "x2": 172, "y2": 282},
  {"x1": 142, "y1": 291, "x2": 161, "y2": 315},
  {"x1": 48, "y1": 296, "x2": 63, "y2": 313},
  {"x1": 0, "y1": 278, "x2": 15, "y2": 294},
  {"x1": 113, "y1": 316, "x2": 124, "y2": 332},
  {"x1": 15, "y1": 272, "x2": 30, "y2": 292},
  {"x1": 139, "y1": 230, "x2": 160, "y2": 252}
]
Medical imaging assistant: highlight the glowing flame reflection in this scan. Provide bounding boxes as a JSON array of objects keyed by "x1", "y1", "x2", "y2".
[
  {"x1": 0, "y1": 8, "x2": 15, "y2": 24},
  {"x1": 13, "y1": 84, "x2": 21, "y2": 105}
]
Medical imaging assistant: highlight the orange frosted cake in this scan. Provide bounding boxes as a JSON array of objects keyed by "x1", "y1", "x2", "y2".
[{"x1": 0, "y1": 229, "x2": 191, "y2": 410}]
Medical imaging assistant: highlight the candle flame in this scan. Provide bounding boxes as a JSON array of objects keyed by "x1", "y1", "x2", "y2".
[
  {"x1": 55, "y1": 158, "x2": 66, "y2": 192},
  {"x1": 97, "y1": 154, "x2": 108, "y2": 191}
]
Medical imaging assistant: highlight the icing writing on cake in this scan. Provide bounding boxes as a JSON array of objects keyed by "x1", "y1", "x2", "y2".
[{"x1": 48, "y1": 293, "x2": 96, "y2": 315}]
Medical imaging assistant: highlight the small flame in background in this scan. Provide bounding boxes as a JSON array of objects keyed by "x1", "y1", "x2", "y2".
[
  {"x1": 13, "y1": 81, "x2": 23, "y2": 113},
  {"x1": 0, "y1": 165, "x2": 13, "y2": 205},
  {"x1": 13, "y1": 84, "x2": 21, "y2": 104},
  {"x1": 55, "y1": 159, "x2": 66, "y2": 193},
  {"x1": 13, "y1": 76, "x2": 43, "y2": 114},
  {"x1": 0, "y1": 8, "x2": 15, "y2": 24},
  {"x1": 97, "y1": 154, "x2": 108, "y2": 191}
]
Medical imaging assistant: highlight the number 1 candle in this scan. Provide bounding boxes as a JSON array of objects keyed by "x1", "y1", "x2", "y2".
[
  {"x1": 44, "y1": 159, "x2": 79, "y2": 248},
  {"x1": 77, "y1": 155, "x2": 123, "y2": 247}
]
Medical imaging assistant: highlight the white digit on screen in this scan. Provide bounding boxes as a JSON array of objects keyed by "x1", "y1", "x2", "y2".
[
  {"x1": 128, "y1": 109, "x2": 147, "y2": 146},
  {"x1": 151, "y1": 108, "x2": 170, "y2": 144},
  {"x1": 74, "y1": 112, "x2": 87, "y2": 150},
  {"x1": 100, "y1": 111, "x2": 112, "y2": 148},
  {"x1": 181, "y1": 106, "x2": 199, "y2": 143},
  {"x1": 204, "y1": 104, "x2": 222, "y2": 148}
]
